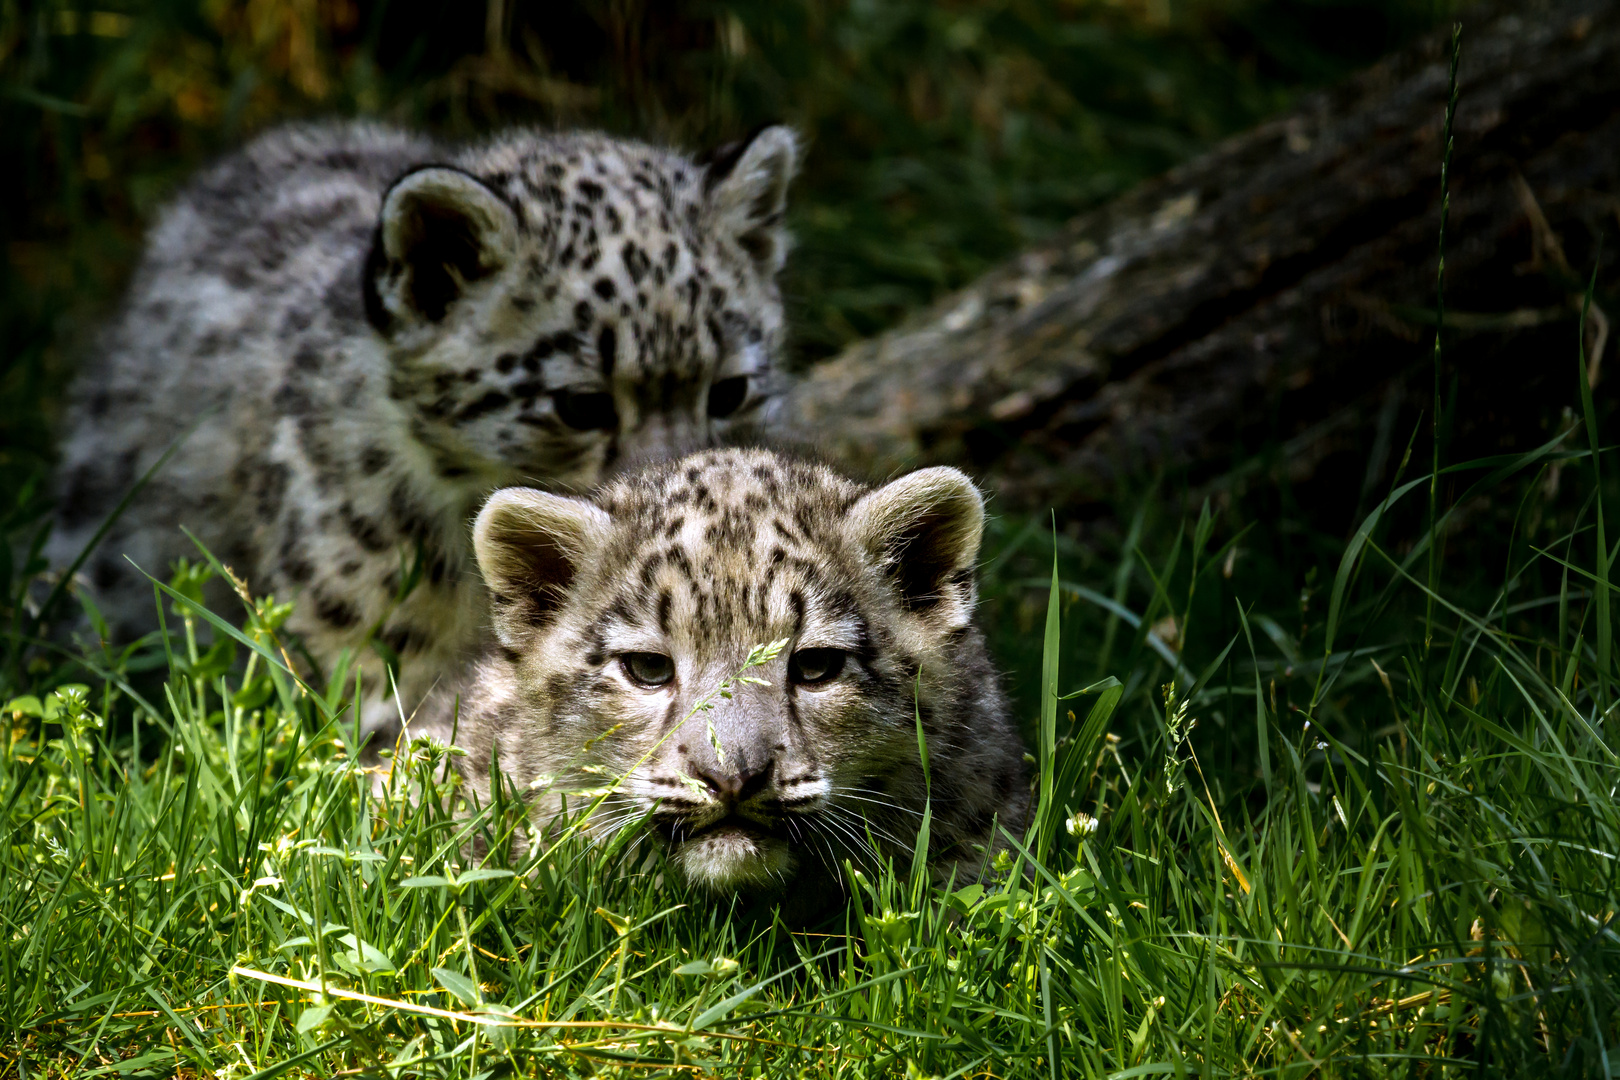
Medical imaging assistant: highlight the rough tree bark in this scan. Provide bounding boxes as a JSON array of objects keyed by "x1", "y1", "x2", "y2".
[{"x1": 786, "y1": 0, "x2": 1620, "y2": 525}]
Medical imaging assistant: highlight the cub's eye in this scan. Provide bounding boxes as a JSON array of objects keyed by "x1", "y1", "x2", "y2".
[
  {"x1": 707, "y1": 376, "x2": 748, "y2": 419},
  {"x1": 553, "y1": 389, "x2": 619, "y2": 432},
  {"x1": 788, "y1": 648, "x2": 846, "y2": 687},
  {"x1": 621, "y1": 652, "x2": 675, "y2": 688}
]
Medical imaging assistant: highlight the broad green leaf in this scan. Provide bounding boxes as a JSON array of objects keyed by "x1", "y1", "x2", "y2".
[
  {"x1": 455, "y1": 868, "x2": 515, "y2": 886},
  {"x1": 432, "y1": 967, "x2": 481, "y2": 1007},
  {"x1": 4, "y1": 696, "x2": 42, "y2": 718},
  {"x1": 295, "y1": 1004, "x2": 333, "y2": 1034},
  {"x1": 338, "y1": 934, "x2": 395, "y2": 973},
  {"x1": 399, "y1": 876, "x2": 450, "y2": 889}
]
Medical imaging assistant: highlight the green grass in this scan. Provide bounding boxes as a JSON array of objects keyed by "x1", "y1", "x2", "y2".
[
  {"x1": 4, "y1": 347, "x2": 1616, "y2": 1076},
  {"x1": 5, "y1": 3, "x2": 1618, "y2": 1075}
]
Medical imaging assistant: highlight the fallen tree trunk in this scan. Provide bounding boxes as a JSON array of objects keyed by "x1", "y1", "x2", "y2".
[{"x1": 786, "y1": 0, "x2": 1620, "y2": 525}]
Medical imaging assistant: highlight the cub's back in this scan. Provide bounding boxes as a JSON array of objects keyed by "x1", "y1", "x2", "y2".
[
  {"x1": 68, "y1": 123, "x2": 430, "y2": 454},
  {"x1": 52, "y1": 123, "x2": 434, "y2": 629}
]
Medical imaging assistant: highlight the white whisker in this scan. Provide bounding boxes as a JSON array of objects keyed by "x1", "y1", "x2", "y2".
[
  {"x1": 830, "y1": 790, "x2": 926, "y2": 818},
  {"x1": 822, "y1": 804, "x2": 906, "y2": 850}
]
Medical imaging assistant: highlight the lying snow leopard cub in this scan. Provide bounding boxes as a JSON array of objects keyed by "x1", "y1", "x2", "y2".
[
  {"x1": 50, "y1": 121, "x2": 797, "y2": 733},
  {"x1": 424, "y1": 448, "x2": 1029, "y2": 894}
]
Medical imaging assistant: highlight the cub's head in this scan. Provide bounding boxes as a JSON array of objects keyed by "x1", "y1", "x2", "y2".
[
  {"x1": 470, "y1": 449, "x2": 992, "y2": 893},
  {"x1": 364, "y1": 128, "x2": 797, "y2": 490}
]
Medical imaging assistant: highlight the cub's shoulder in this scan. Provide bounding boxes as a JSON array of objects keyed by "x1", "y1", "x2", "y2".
[{"x1": 148, "y1": 122, "x2": 426, "y2": 262}]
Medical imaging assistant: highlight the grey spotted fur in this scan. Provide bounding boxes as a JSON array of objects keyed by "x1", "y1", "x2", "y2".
[
  {"x1": 50, "y1": 121, "x2": 798, "y2": 730},
  {"x1": 418, "y1": 448, "x2": 1028, "y2": 898}
]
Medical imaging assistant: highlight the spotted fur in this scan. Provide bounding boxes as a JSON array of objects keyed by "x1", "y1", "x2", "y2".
[
  {"x1": 419, "y1": 448, "x2": 1029, "y2": 898},
  {"x1": 49, "y1": 121, "x2": 798, "y2": 730}
]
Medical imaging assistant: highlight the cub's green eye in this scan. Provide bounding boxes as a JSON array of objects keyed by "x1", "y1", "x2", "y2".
[
  {"x1": 621, "y1": 652, "x2": 674, "y2": 688},
  {"x1": 789, "y1": 648, "x2": 846, "y2": 687}
]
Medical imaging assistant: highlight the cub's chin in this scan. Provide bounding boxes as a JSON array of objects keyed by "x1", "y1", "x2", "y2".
[{"x1": 669, "y1": 821, "x2": 797, "y2": 892}]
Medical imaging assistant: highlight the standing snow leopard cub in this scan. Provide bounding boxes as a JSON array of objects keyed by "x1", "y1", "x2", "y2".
[
  {"x1": 50, "y1": 121, "x2": 797, "y2": 733},
  {"x1": 424, "y1": 448, "x2": 1029, "y2": 894}
]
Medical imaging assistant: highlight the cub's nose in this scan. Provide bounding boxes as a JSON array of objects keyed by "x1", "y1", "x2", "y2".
[
  {"x1": 693, "y1": 758, "x2": 774, "y2": 807},
  {"x1": 607, "y1": 413, "x2": 711, "y2": 478}
]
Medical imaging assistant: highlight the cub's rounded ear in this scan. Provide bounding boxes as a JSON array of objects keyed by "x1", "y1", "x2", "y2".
[
  {"x1": 845, "y1": 467, "x2": 985, "y2": 627},
  {"x1": 474, "y1": 488, "x2": 611, "y2": 648},
  {"x1": 702, "y1": 125, "x2": 799, "y2": 274},
  {"x1": 365, "y1": 167, "x2": 518, "y2": 334}
]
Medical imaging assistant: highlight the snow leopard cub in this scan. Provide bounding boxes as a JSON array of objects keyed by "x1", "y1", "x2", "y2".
[
  {"x1": 50, "y1": 121, "x2": 797, "y2": 733},
  {"x1": 424, "y1": 448, "x2": 1029, "y2": 895}
]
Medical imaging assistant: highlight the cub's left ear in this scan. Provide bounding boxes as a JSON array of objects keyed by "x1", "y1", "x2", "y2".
[
  {"x1": 474, "y1": 487, "x2": 611, "y2": 649},
  {"x1": 702, "y1": 125, "x2": 799, "y2": 274},
  {"x1": 845, "y1": 467, "x2": 985, "y2": 628},
  {"x1": 365, "y1": 166, "x2": 519, "y2": 334}
]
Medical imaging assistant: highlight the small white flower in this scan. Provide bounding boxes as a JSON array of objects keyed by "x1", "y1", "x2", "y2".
[{"x1": 1064, "y1": 811, "x2": 1099, "y2": 837}]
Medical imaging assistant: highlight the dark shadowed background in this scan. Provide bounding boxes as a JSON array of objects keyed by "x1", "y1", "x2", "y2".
[{"x1": 2, "y1": 0, "x2": 1450, "y2": 510}]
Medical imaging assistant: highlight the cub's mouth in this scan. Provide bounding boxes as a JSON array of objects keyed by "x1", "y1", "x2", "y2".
[
  {"x1": 656, "y1": 812, "x2": 784, "y2": 843},
  {"x1": 658, "y1": 812, "x2": 797, "y2": 892}
]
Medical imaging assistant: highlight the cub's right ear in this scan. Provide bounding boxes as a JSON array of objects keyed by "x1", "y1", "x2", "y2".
[
  {"x1": 365, "y1": 167, "x2": 518, "y2": 334},
  {"x1": 702, "y1": 125, "x2": 798, "y2": 275},
  {"x1": 844, "y1": 467, "x2": 985, "y2": 631},
  {"x1": 474, "y1": 488, "x2": 611, "y2": 648}
]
